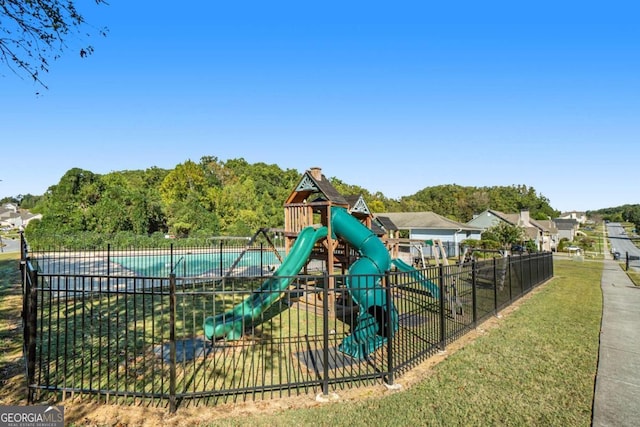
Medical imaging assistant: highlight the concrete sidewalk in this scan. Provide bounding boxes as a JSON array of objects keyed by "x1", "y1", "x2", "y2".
[{"x1": 592, "y1": 259, "x2": 640, "y2": 426}]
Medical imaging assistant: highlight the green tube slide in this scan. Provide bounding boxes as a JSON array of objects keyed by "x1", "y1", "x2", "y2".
[
  {"x1": 330, "y1": 207, "x2": 398, "y2": 360},
  {"x1": 203, "y1": 225, "x2": 328, "y2": 341},
  {"x1": 391, "y1": 258, "x2": 440, "y2": 299}
]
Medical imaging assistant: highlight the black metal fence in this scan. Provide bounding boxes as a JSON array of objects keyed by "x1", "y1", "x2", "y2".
[{"x1": 20, "y1": 235, "x2": 553, "y2": 412}]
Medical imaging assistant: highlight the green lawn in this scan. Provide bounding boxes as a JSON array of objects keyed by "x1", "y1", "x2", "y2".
[
  {"x1": 211, "y1": 259, "x2": 603, "y2": 426},
  {"x1": 625, "y1": 266, "x2": 640, "y2": 286},
  {"x1": 1, "y1": 256, "x2": 604, "y2": 426},
  {"x1": 0, "y1": 252, "x2": 26, "y2": 405}
]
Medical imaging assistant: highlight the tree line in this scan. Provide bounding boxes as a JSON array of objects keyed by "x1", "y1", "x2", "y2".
[
  {"x1": 591, "y1": 205, "x2": 640, "y2": 231},
  {"x1": 5, "y1": 156, "x2": 560, "y2": 243}
]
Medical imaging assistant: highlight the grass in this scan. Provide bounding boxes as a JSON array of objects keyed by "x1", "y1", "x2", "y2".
[
  {"x1": 625, "y1": 267, "x2": 640, "y2": 286},
  {"x1": 17, "y1": 262, "x2": 501, "y2": 404},
  {"x1": 210, "y1": 259, "x2": 603, "y2": 426},
  {"x1": 1, "y1": 256, "x2": 603, "y2": 426},
  {"x1": 0, "y1": 251, "x2": 26, "y2": 405}
]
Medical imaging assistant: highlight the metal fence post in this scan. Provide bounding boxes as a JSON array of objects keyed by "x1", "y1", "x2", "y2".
[
  {"x1": 20, "y1": 231, "x2": 26, "y2": 261},
  {"x1": 322, "y1": 270, "x2": 330, "y2": 396},
  {"x1": 169, "y1": 273, "x2": 177, "y2": 413},
  {"x1": 438, "y1": 264, "x2": 446, "y2": 350},
  {"x1": 20, "y1": 231, "x2": 28, "y2": 349},
  {"x1": 626, "y1": 252, "x2": 630, "y2": 271},
  {"x1": 219, "y1": 241, "x2": 224, "y2": 276},
  {"x1": 471, "y1": 259, "x2": 477, "y2": 327},
  {"x1": 21, "y1": 260, "x2": 27, "y2": 352},
  {"x1": 520, "y1": 253, "x2": 525, "y2": 292},
  {"x1": 493, "y1": 257, "x2": 498, "y2": 315},
  {"x1": 385, "y1": 272, "x2": 394, "y2": 386},
  {"x1": 260, "y1": 242, "x2": 264, "y2": 273},
  {"x1": 508, "y1": 255, "x2": 513, "y2": 303},
  {"x1": 27, "y1": 265, "x2": 38, "y2": 403}
]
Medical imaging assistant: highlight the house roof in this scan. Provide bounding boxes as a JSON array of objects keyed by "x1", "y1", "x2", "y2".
[
  {"x1": 370, "y1": 220, "x2": 385, "y2": 236},
  {"x1": 493, "y1": 211, "x2": 557, "y2": 234},
  {"x1": 554, "y1": 218, "x2": 579, "y2": 225},
  {"x1": 530, "y1": 218, "x2": 558, "y2": 234},
  {"x1": 370, "y1": 216, "x2": 398, "y2": 237},
  {"x1": 481, "y1": 209, "x2": 557, "y2": 238},
  {"x1": 485, "y1": 209, "x2": 529, "y2": 226},
  {"x1": 0, "y1": 211, "x2": 19, "y2": 220},
  {"x1": 376, "y1": 212, "x2": 481, "y2": 231},
  {"x1": 554, "y1": 218, "x2": 579, "y2": 230},
  {"x1": 561, "y1": 210, "x2": 586, "y2": 216}
]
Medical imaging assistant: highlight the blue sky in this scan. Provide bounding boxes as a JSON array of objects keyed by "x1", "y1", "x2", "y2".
[{"x1": 1, "y1": 1, "x2": 638, "y2": 213}]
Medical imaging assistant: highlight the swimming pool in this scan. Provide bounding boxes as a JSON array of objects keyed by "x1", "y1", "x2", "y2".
[{"x1": 111, "y1": 251, "x2": 282, "y2": 277}]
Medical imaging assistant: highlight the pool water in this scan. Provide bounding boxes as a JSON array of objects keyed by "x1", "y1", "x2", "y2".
[{"x1": 112, "y1": 251, "x2": 282, "y2": 277}]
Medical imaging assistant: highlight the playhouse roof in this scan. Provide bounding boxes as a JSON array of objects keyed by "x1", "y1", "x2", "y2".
[
  {"x1": 375, "y1": 216, "x2": 398, "y2": 231},
  {"x1": 344, "y1": 195, "x2": 372, "y2": 216},
  {"x1": 285, "y1": 167, "x2": 348, "y2": 206},
  {"x1": 371, "y1": 216, "x2": 398, "y2": 236}
]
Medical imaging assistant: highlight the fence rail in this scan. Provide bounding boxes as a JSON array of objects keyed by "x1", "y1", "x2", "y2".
[{"x1": 20, "y1": 234, "x2": 553, "y2": 412}]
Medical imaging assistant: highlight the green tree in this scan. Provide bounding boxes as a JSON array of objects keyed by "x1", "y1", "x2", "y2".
[
  {"x1": 167, "y1": 193, "x2": 219, "y2": 236},
  {"x1": 30, "y1": 167, "x2": 102, "y2": 233},
  {"x1": 482, "y1": 222, "x2": 526, "y2": 250},
  {"x1": 159, "y1": 160, "x2": 208, "y2": 206},
  {"x1": 16, "y1": 194, "x2": 42, "y2": 209},
  {"x1": 207, "y1": 177, "x2": 260, "y2": 234},
  {"x1": 87, "y1": 171, "x2": 166, "y2": 235}
]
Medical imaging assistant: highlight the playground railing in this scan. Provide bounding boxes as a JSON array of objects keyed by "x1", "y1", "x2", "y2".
[{"x1": 20, "y1": 235, "x2": 553, "y2": 412}]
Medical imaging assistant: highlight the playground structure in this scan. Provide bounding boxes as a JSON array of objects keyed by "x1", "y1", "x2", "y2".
[{"x1": 204, "y1": 167, "x2": 423, "y2": 359}]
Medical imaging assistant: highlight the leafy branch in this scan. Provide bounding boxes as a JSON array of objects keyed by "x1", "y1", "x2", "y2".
[{"x1": 0, "y1": 0, "x2": 108, "y2": 89}]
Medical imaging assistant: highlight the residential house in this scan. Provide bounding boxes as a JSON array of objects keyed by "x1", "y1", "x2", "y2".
[
  {"x1": 537, "y1": 217, "x2": 559, "y2": 252},
  {"x1": 374, "y1": 211, "x2": 483, "y2": 258},
  {"x1": 0, "y1": 203, "x2": 42, "y2": 230},
  {"x1": 0, "y1": 203, "x2": 20, "y2": 229},
  {"x1": 559, "y1": 211, "x2": 587, "y2": 225},
  {"x1": 467, "y1": 209, "x2": 558, "y2": 252},
  {"x1": 554, "y1": 218, "x2": 580, "y2": 242}
]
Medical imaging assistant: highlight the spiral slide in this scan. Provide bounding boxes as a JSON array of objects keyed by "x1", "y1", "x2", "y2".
[{"x1": 329, "y1": 207, "x2": 398, "y2": 359}]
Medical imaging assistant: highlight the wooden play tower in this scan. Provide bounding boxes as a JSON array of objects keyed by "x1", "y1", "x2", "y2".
[{"x1": 283, "y1": 167, "x2": 373, "y2": 274}]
